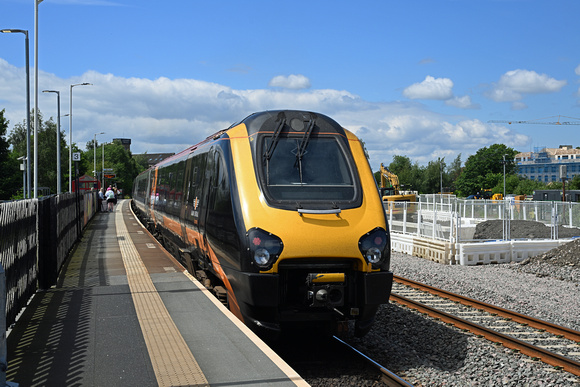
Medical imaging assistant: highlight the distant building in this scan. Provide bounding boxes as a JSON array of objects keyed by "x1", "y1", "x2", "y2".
[
  {"x1": 134, "y1": 152, "x2": 175, "y2": 168},
  {"x1": 515, "y1": 145, "x2": 580, "y2": 183},
  {"x1": 113, "y1": 138, "x2": 132, "y2": 152}
]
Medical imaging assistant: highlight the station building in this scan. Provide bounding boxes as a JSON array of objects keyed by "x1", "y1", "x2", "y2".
[{"x1": 515, "y1": 145, "x2": 580, "y2": 183}]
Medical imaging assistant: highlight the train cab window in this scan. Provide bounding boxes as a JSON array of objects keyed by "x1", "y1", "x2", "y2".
[{"x1": 259, "y1": 136, "x2": 361, "y2": 209}]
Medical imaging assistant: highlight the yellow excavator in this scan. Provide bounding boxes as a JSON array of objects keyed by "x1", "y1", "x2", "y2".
[{"x1": 379, "y1": 163, "x2": 417, "y2": 213}]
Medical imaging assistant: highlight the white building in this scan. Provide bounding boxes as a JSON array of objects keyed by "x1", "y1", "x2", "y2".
[{"x1": 515, "y1": 145, "x2": 580, "y2": 182}]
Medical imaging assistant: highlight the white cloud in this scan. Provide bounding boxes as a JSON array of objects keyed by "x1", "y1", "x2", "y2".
[
  {"x1": 402, "y1": 76, "x2": 454, "y2": 100},
  {"x1": 268, "y1": 74, "x2": 311, "y2": 90},
  {"x1": 419, "y1": 57, "x2": 436, "y2": 65},
  {"x1": 445, "y1": 95, "x2": 479, "y2": 109},
  {"x1": 0, "y1": 58, "x2": 532, "y2": 170},
  {"x1": 511, "y1": 101, "x2": 528, "y2": 111},
  {"x1": 486, "y1": 69, "x2": 566, "y2": 102}
]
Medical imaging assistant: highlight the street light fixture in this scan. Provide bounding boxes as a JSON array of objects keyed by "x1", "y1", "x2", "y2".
[
  {"x1": 17, "y1": 156, "x2": 27, "y2": 197},
  {"x1": 43, "y1": 90, "x2": 62, "y2": 194},
  {"x1": 93, "y1": 132, "x2": 105, "y2": 188},
  {"x1": 69, "y1": 82, "x2": 92, "y2": 192},
  {"x1": 1, "y1": 29, "x2": 31, "y2": 198}
]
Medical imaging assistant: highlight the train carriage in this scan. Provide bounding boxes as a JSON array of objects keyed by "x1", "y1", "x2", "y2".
[{"x1": 133, "y1": 110, "x2": 393, "y2": 339}]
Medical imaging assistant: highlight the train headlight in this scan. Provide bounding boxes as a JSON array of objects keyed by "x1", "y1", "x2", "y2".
[
  {"x1": 254, "y1": 248, "x2": 270, "y2": 266},
  {"x1": 358, "y1": 228, "x2": 389, "y2": 268},
  {"x1": 365, "y1": 247, "x2": 382, "y2": 264},
  {"x1": 247, "y1": 228, "x2": 283, "y2": 270}
]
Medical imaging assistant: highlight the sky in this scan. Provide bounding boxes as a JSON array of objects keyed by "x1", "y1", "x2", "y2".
[{"x1": 1, "y1": 0, "x2": 580, "y2": 172}]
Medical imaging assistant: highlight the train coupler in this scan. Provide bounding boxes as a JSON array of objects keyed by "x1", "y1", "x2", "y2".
[{"x1": 306, "y1": 273, "x2": 345, "y2": 308}]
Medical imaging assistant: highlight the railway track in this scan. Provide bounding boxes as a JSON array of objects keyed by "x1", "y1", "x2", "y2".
[
  {"x1": 391, "y1": 275, "x2": 580, "y2": 377},
  {"x1": 270, "y1": 330, "x2": 413, "y2": 385},
  {"x1": 333, "y1": 336, "x2": 413, "y2": 387}
]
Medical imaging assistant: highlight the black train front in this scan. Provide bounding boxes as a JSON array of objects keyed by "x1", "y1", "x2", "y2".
[{"x1": 132, "y1": 110, "x2": 393, "y2": 339}]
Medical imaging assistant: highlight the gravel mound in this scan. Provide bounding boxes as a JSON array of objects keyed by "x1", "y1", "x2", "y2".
[
  {"x1": 474, "y1": 219, "x2": 580, "y2": 240},
  {"x1": 511, "y1": 238, "x2": 580, "y2": 283},
  {"x1": 521, "y1": 237, "x2": 580, "y2": 267}
]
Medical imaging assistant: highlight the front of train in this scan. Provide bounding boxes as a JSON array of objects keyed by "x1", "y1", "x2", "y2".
[{"x1": 229, "y1": 110, "x2": 392, "y2": 338}]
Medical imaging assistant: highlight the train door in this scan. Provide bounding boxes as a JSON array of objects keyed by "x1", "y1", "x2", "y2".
[
  {"x1": 185, "y1": 152, "x2": 208, "y2": 234},
  {"x1": 202, "y1": 146, "x2": 240, "y2": 270},
  {"x1": 143, "y1": 170, "x2": 151, "y2": 208},
  {"x1": 197, "y1": 148, "x2": 215, "y2": 239},
  {"x1": 149, "y1": 167, "x2": 158, "y2": 220}
]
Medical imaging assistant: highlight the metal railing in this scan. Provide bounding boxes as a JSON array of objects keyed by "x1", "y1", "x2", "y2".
[
  {"x1": 386, "y1": 195, "x2": 580, "y2": 243},
  {"x1": 0, "y1": 192, "x2": 98, "y2": 328}
]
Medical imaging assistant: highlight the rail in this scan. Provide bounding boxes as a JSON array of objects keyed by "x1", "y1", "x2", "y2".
[
  {"x1": 391, "y1": 276, "x2": 580, "y2": 377},
  {"x1": 333, "y1": 336, "x2": 413, "y2": 387},
  {"x1": 394, "y1": 276, "x2": 580, "y2": 342}
]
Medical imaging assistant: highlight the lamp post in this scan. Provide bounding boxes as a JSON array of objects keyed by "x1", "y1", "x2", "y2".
[
  {"x1": 94, "y1": 132, "x2": 105, "y2": 188},
  {"x1": 69, "y1": 82, "x2": 92, "y2": 192},
  {"x1": 102, "y1": 141, "x2": 105, "y2": 189},
  {"x1": 1, "y1": 29, "x2": 31, "y2": 198},
  {"x1": 439, "y1": 157, "x2": 443, "y2": 194},
  {"x1": 503, "y1": 154, "x2": 507, "y2": 199},
  {"x1": 43, "y1": 90, "x2": 62, "y2": 194},
  {"x1": 33, "y1": 0, "x2": 44, "y2": 197}
]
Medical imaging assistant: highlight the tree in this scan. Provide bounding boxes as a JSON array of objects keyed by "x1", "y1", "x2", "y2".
[
  {"x1": 492, "y1": 174, "x2": 521, "y2": 195},
  {"x1": 567, "y1": 175, "x2": 580, "y2": 190},
  {"x1": 82, "y1": 139, "x2": 144, "y2": 196},
  {"x1": 133, "y1": 152, "x2": 150, "y2": 171},
  {"x1": 0, "y1": 109, "x2": 20, "y2": 199},
  {"x1": 422, "y1": 158, "x2": 448, "y2": 194},
  {"x1": 514, "y1": 178, "x2": 545, "y2": 196},
  {"x1": 388, "y1": 155, "x2": 423, "y2": 193},
  {"x1": 446, "y1": 154, "x2": 462, "y2": 192},
  {"x1": 8, "y1": 110, "x2": 67, "y2": 195},
  {"x1": 454, "y1": 144, "x2": 518, "y2": 197}
]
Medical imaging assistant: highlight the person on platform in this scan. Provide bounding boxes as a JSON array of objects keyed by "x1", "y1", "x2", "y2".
[
  {"x1": 99, "y1": 188, "x2": 106, "y2": 212},
  {"x1": 105, "y1": 186, "x2": 116, "y2": 212}
]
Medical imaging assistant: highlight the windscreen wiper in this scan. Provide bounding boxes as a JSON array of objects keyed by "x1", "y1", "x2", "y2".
[
  {"x1": 263, "y1": 112, "x2": 286, "y2": 163},
  {"x1": 294, "y1": 114, "x2": 316, "y2": 183},
  {"x1": 295, "y1": 114, "x2": 316, "y2": 162}
]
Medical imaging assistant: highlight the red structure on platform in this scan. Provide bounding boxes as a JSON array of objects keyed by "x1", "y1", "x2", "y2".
[{"x1": 72, "y1": 175, "x2": 101, "y2": 193}]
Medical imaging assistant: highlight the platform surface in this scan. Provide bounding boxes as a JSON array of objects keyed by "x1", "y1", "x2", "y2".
[{"x1": 6, "y1": 199, "x2": 307, "y2": 386}]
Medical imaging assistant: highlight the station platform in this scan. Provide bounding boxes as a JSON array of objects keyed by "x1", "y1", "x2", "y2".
[{"x1": 6, "y1": 199, "x2": 307, "y2": 386}]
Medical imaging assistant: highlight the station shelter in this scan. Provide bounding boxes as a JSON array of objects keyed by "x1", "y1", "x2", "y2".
[{"x1": 72, "y1": 175, "x2": 101, "y2": 193}]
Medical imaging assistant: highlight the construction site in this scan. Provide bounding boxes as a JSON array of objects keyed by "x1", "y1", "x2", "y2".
[{"x1": 387, "y1": 194, "x2": 580, "y2": 265}]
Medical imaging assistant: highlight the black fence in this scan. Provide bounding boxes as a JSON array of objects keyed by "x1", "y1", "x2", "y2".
[{"x1": 0, "y1": 192, "x2": 98, "y2": 327}]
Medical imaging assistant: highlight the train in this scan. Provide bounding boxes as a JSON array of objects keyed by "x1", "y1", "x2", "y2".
[{"x1": 132, "y1": 110, "x2": 393, "y2": 339}]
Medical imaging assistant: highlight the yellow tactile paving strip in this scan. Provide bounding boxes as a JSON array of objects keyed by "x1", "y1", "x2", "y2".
[{"x1": 115, "y1": 208, "x2": 209, "y2": 387}]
